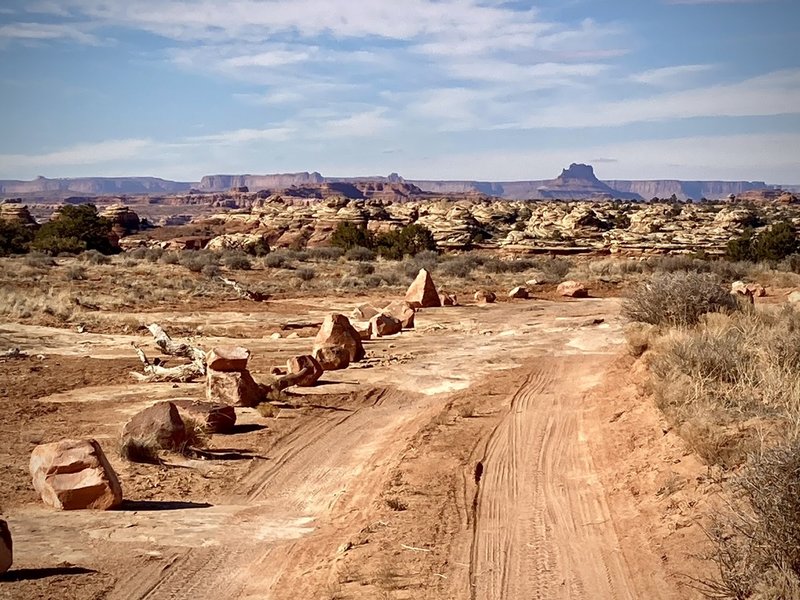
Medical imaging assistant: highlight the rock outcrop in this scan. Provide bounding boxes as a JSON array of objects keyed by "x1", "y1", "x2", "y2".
[{"x1": 30, "y1": 439, "x2": 122, "y2": 510}]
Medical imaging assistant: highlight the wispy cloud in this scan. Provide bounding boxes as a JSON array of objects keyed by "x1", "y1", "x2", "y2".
[
  {"x1": 630, "y1": 64, "x2": 715, "y2": 86},
  {"x1": 0, "y1": 22, "x2": 99, "y2": 45},
  {"x1": 0, "y1": 138, "x2": 152, "y2": 170},
  {"x1": 187, "y1": 127, "x2": 295, "y2": 145}
]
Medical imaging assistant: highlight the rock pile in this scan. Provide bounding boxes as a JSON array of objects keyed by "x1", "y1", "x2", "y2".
[{"x1": 206, "y1": 346, "x2": 263, "y2": 407}]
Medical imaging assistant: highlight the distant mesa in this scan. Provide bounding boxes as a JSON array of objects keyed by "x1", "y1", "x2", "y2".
[{"x1": 0, "y1": 164, "x2": 781, "y2": 202}]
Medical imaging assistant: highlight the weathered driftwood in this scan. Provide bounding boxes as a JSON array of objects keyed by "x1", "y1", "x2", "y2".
[
  {"x1": 130, "y1": 324, "x2": 206, "y2": 383},
  {"x1": 217, "y1": 277, "x2": 269, "y2": 302}
]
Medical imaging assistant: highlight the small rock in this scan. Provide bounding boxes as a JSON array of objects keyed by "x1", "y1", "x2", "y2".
[
  {"x1": 439, "y1": 292, "x2": 458, "y2": 307},
  {"x1": 207, "y1": 369, "x2": 263, "y2": 407},
  {"x1": 206, "y1": 346, "x2": 251, "y2": 372},
  {"x1": 270, "y1": 332, "x2": 282, "y2": 340},
  {"x1": 351, "y1": 303, "x2": 381, "y2": 321},
  {"x1": 474, "y1": 290, "x2": 497, "y2": 304},
  {"x1": 508, "y1": 286, "x2": 529, "y2": 299},
  {"x1": 172, "y1": 400, "x2": 237, "y2": 434},
  {"x1": 286, "y1": 355, "x2": 323, "y2": 387},
  {"x1": 370, "y1": 313, "x2": 402, "y2": 338},
  {"x1": 30, "y1": 439, "x2": 122, "y2": 510},
  {"x1": 789, "y1": 290, "x2": 800, "y2": 305},
  {"x1": 557, "y1": 281, "x2": 589, "y2": 298},
  {"x1": 313, "y1": 346, "x2": 351, "y2": 371}
]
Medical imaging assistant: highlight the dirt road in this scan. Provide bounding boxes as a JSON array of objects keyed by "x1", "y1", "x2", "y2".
[{"x1": 3, "y1": 297, "x2": 691, "y2": 599}]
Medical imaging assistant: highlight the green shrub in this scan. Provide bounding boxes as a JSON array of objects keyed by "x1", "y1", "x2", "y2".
[
  {"x1": 263, "y1": 252, "x2": 288, "y2": 268},
  {"x1": 159, "y1": 251, "x2": 179, "y2": 265},
  {"x1": 727, "y1": 221, "x2": 799, "y2": 262},
  {"x1": 296, "y1": 267, "x2": 315, "y2": 281},
  {"x1": 331, "y1": 222, "x2": 374, "y2": 251},
  {"x1": 79, "y1": 249, "x2": 111, "y2": 265},
  {"x1": 222, "y1": 252, "x2": 251, "y2": 271},
  {"x1": 307, "y1": 247, "x2": 344, "y2": 261},
  {"x1": 128, "y1": 247, "x2": 148, "y2": 260},
  {"x1": 31, "y1": 204, "x2": 117, "y2": 255},
  {"x1": 0, "y1": 220, "x2": 35, "y2": 256},
  {"x1": 623, "y1": 271, "x2": 739, "y2": 327},
  {"x1": 179, "y1": 250, "x2": 218, "y2": 273}
]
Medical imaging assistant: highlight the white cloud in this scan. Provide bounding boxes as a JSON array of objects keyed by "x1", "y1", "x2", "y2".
[
  {"x1": 314, "y1": 109, "x2": 394, "y2": 139},
  {"x1": 630, "y1": 64, "x2": 715, "y2": 86},
  {"x1": 187, "y1": 127, "x2": 295, "y2": 145},
  {"x1": 0, "y1": 139, "x2": 152, "y2": 171},
  {"x1": 0, "y1": 22, "x2": 99, "y2": 45}
]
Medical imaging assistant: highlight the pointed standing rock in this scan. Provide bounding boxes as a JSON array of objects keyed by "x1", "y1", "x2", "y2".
[
  {"x1": 30, "y1": 439, "x2": 123, "y2": 510},
  {"x1": 405, "y1": 268, "x2": 441, "y2": 308}
]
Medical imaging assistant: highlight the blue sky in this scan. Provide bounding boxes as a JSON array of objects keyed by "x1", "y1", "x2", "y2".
[{"x1": 0, "y1": 0, "x2": 798, "y2": 183}]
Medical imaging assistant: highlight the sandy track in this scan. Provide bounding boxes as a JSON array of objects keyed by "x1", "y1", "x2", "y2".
[
  {"x1": 108, "y1": 388, "x2": 443, "y2": 600},
  {"x1": 469, "y1": 354, "x2": 638, "y2": 600}
]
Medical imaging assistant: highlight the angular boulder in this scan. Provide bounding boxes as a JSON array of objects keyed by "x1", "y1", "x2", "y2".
[
  {"x1": 381, "y1": 300, "x2": 415, "y2": 329},
  {"x1": 474, "y1": 290, "x2": 497, "y2": 304},
  {"x1": 351, "y1": 303, "x2": 380, "y2": 321},
  {"x1": 123, "y1": 402, "x2": 188, "y2": 452},
  {"x1": 0, "y1": 520, "x2": 11, "y2": 574},
  {"x1": 206, "y1": 346, "x2": 250, "y2": 372},
  {"x1": 439, "y1": 292, "x2": 458, "y2": 307},
  {"x1": 207, "y1": 369, "x2": 263, "y2": 407},
  {"x1": 313, "y1": 346, "x2": 351, "y2": 371},
  {"x1": 313, "y1": 314, "x2": 365, "y2": 363},
  {"x1": 370, "y1": 313, "x2": 402, "y2": 338},
  {"x1": 172, "y1": 400, "x2": 237, "y2": 434},
  {"x1": 30, "y1": 439, "x2": 122, "y2": 510},
  {"x1": 557, "y1": 281, "x2": 589, "y2": 298},
  {"x1": 404, "y1": 268, "x2": 441, "y2": 309},
  {"x1": 508, "y1": 286, "x2": 529, "y2": 299},
  {"x1": 286, "y1": 355, "x2": 323, "y2": 387}
]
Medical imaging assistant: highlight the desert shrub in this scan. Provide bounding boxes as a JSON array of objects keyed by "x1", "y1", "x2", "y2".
[
  {"x1": 439, "y1": 254, "x2": 483, "y2": 278},
  {"x1": 262, "y1": 251, "x2": 288, "y2": 268},
  {"x1": 623, "y1": 272, "x2": 739, "y2": 327},
  {"x1": 0, "y1": 220, "x2": 35, "y2": 255},
  {"x1": 145, "y1": 247, "x2": 164, "y2": 263},
  {"x1": 120, "y1": 436, "x2": 161, "y2": 464},
  {"x1": 179, "y1": 250, "x2": 218, "y2": 273},
  {"x1": 181, "y1": 416, "x2": 210, "y2": 450},
  {"x1": 256, "y1": 402, "x2": 277, "y2": 418},
  {"x1": 331, "y1": 222, "x2": 374, "y2": 251},
  {"x1": 64, "y1": 265, "x2": 87, "y2": 281},
  {"x1": 31, "y1": 204, "x2": 117, "y2": 255},
  {"x1": 385, "y1": 497, "x2": 408, "y2": 511},
  {"x1": 201, "y1": 264, "x2": 220, "y2": 278},
  {"x1": 23, "y1": 252, "x2": 56, "y2": 268},
  {"x1": 700, "y1": 441, "x2": 800, "y2": 599},
  {"x1": 128, "y1": 247, "x2": 147, "y2": 260},
  {"x1": 79, "y1": 249, "x2": 111, "y2": 265},
  {"x1": 354, "y1": 262, "x2": 375, "y2": 276},
  {"x1": 296, "y1": 267, "x2": 315, "y2": 281},
  {"x1": 159, "y1": 251, "x2": 179, "y2": 265},
  {"x1": 307, "y1": 247, "x2": 344, "y2": 261},
  {"x1": 345, "y1": 246, "x2": 376, "y2": 262},
  {"x1": 222, "y1": 252, "x2": 252, "y2": 271}
]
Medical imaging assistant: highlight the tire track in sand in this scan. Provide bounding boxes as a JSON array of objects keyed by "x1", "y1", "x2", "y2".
[{"x1": 469, "y1": 355, "x2": 637, "y2": 600}]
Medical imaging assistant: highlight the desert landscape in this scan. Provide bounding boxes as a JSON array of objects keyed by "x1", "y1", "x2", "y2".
[{"x1": 2, "y1": 172, "x2": 800, "y2": 599}]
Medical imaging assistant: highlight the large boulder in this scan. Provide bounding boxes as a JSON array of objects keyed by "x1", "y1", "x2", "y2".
[
  {"x1": 313, "y1": 314, "x2": 365, "y2": 362},
  {"x1": 381, "y1": 300, "x2": 415, "y2": 329},
  {"x1": 313, "y1": 346, "x2": 351, "y2": 371},
  {"x1": 206, "y1": 346, "x2": 250, "y2": 372},
  {"x1": 557, "y1": 281, "x2": 589, "y2": 298},
  {"x1": 0, "y1": 520, "x2": 11, "y2": 574},
  {"x1": 286, "y1": 355, "x2": 323, "y2": 387},
  {"x1": 474, "y1": 290, "x2": 497, "y2": 304},
  {"x1": 508, "y1": 286, "x2": 529, "y2": 299},
  {"x1": 370, "y1": 313, "x2": 402, "y2": 338},
  {"x1": 405, "y1": 268, "x2": 441, "y2": 308},
  {"x1": 30, "y1": 439, "x2": 122, "y2": 510},
  {"x1": 207, "y1": 369, "x2": 263, "y2": 407},
  {"x1": 172, "y1": 400, "x2": 237, "y2": 434},
  {"x1": 123, "y1": 402, "x2": 187, "y2": 453}
]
